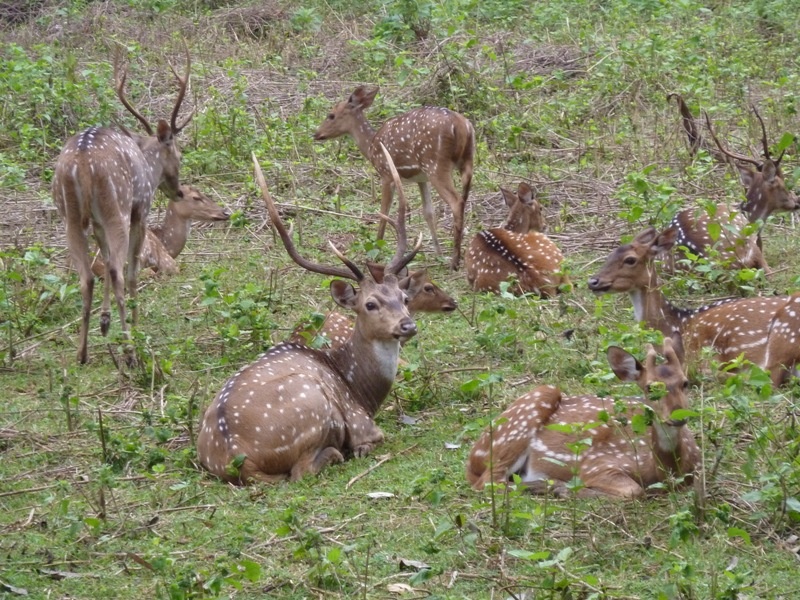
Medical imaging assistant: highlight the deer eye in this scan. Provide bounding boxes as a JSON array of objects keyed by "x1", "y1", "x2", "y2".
[
  {"x1": 682, "y1": 380, "x2": 690, "y2": 390},
  {"x1": 328, "y1": 113, "x2": 335, "y2": 120},
  {"x1": 365, "y1": 301, "x2": 377, "y2": 311},
  {"x1": 423, "y1": 285, "x2": 434, "y2": 293},
  {"x1": 623, "y1": 256, "x2": 637, "y2": 266}
]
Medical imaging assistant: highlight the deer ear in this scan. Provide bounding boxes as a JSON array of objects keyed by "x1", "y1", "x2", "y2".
[
  {"x1": 650, "y1": 227, "x2": 678, "y2": 255},
  {"x1": 607, "y1": 347, "x2": 643, "y2": 382},
  {"x1": 330, "y1": 280, "x2": 358, "y2": 310},
  {"x1": 156, "y1": 119, "x2": 173, "y2": 143},
  {"x1": 633, "y1": 227, "x2": 658, "y2": 246},
  {"x1": 762, "y1": 159, "x2": 777, "y2": 183},
  {"x1": 500, "y1": 187, "x2": 517, "y2": 209},
  {"x1": 738, "y1": 165, "x2": 756, "y2": 188},
  {"x1": 349, "y1": 86, "x2": 377, "y2": 109},
  {"x1": 517, "y1": 183, "x2": 534, "y2": 205}
]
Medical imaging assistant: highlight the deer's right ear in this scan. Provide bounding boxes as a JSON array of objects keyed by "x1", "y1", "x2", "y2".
[
  {"x1": 738, "y1": 164, "x2": 756, "y2": 188},
  {"x1": 330, "y1": 279, "x2": 358, "y2": 310},
  {"x1": 517, "y1": 183, "x2": 534, "y2": 206},
  {"x1": 607, "y1": 347, "x2": 643, "y2": 382},
  {"x1": 349, "y1": 86, "x2": 377, "y2": 109},
  {"x1": 156, "y1": 119, "x2": 174, "y2": 144},
  {"x1": 500, "y1": 187, "x2": 517, "y2": 209}
]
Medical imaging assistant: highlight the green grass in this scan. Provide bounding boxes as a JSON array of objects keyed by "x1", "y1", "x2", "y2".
[{"x1": 2, "y1": 0, "x2": 800, "y2": 598}]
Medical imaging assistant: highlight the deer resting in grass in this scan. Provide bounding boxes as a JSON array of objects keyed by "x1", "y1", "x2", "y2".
[
  {"x1": 465, "y1": 182, "x2": 569, "y2": 296},
  {"x1": 289, "y1": 262, "x2": 456, "y2": 349},
  {"x1": 196, "y1": 146, "x2": 420, "y2": 484},
  {"x1": 467, "y1": 337, "x2": 698, "y2": 498},
  {"x1": 588, "y1": 226, "x2": 800, "y2": 386},
  {"x1": 668, "y1": 94, "x2": 798, "y2": 270},
  {"x1": 314, "y1": 86, "x2": 475, "y2": 270},
  {"x1": 91, "y1": 184, "x2": 230, "y2": 277},
  {"x1": 52, "y1": 48, "x2": 192, "y2": 365}
]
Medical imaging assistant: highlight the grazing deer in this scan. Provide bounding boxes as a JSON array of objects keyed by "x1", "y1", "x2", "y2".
[
  {"x1": 587, "y1": 226, "x2": 800, "y2": 386},
  {"x1": 52, "y1": 48, "x2": 192, "y2": 364},
  {"x1": 314, "y1": 86, "x2": 475, "y2": 270},
  {"x1": 196, "y1": 146, "x2": 420, "y2": 484},
  {"x1": 91, "y1": 184, "x2": 231, "y2": 277},
  {"x1": 668, "y1": 94, "x2": 798, "y2": 268},
  {"x1": 467, "y1": 337, "x2": 698, "y2": 498},
  {"x1": 289, "y1": 262, "x2": 456, "y2": 349},
  {"x1": 465, "y1": 182, "x2": 568, "y2": 296}
]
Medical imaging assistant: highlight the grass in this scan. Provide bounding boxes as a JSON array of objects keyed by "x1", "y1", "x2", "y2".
[{"x1": 2, "y1": 0, "x2": 800, "y2": 598}]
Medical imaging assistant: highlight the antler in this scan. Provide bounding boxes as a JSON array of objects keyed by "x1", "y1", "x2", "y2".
[
  {"x1": 378, "y1": 143, "x2": 422, "y2": 275},
  {"x1": 168, "y1": 41, "x2": 193, "y2": 134},
  {"x1": 252, "y1": 153, "x2": 362, "y2": 281},
  {"x1": 702, "y1": 110, "x2": 761, "y2": 167},
  {"x1": 114, "y1": 47, "x2": 154, "y2": 136},
  {"x1": 751, "y1": 105, "x2": 785, "y2": 167},
  {"x1": 668, "y1": 93, "x2": 701, "y2": 155}
]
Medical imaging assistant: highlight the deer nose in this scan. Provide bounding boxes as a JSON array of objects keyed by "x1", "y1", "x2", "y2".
[
  {"x1": 397, "y1": 318, "x2": 417, "y2": 340},
  {"x1": 587, "y1": 277, "x2": 599, "y2": 289}
]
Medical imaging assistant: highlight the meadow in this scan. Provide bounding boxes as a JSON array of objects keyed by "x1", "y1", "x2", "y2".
[{"x1": 2, "y1": 1, "x2": 800, "y2": 598}]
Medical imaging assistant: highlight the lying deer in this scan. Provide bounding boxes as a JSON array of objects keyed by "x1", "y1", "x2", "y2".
[
  {"x1": 197, "y1": 146, "x2": 420, "y2": 484},
  {"x1": 91, "y1": 184, "x2": 230, "y2": 277},
  {"x1": 588, "y1": 226, "x2": 800, "y2": 386},
  {"x1": 314, "y1": 86, "x2": 475, "y2": 270},
  {"x1": 289, "y1": 262, "x2": 456, "y2": 349},
  {"x1": 465, "y1": 182, "x2": 568, "y2": 296},
  {"x1": 667, "y1": 94, "x2": 798, "y2": 269},
  {"x1": 467, "y1": 337, "x2": 698, "y2": 498},
  {"x1": 52, "y1": 47, "x2": 192, "y2": 365}
]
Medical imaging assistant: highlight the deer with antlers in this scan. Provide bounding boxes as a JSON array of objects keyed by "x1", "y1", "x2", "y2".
[
  {"x1": 52, "y1": 47, "x2": 192, "y2": 365},
  {"x1": 314, "y1": 86, "x2": 475, "y2": 270},
  {"x1": 91, "y1": 184, "x2": 230, "y2": 277},
  {"x1": 588, "y1": 226, "x2": 800, "y2": 386},
  {"x1": 467, "y1": 337, "x2": 698, "y2": 498},
  {"x1": 196, "y1": 146, "x2": 421, "y2": 484},
  {"x1": 667, "y1": 94, "x2": 798, "y2": 270},
  {"x1": 289, "y1": 262, "x2": 456, "y2": 349},
  {"x1": 465, "y1": 182, "x2": 569, "y2": 296}
]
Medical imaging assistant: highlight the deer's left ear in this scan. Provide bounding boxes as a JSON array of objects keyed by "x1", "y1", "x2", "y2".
[
  {"x1": 330, "y1": 280, "x2": 358, "y2": 309},
  {"x1": 156, "y1": 119, "x2": 174, "y2": 144},
  {"x1": 607, "y1": 346, "x2": 643, "y2": 382}
]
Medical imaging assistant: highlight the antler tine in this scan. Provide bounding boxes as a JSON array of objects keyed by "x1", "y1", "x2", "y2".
[
  {"x1": 750, "y1": 104, "x2": 783, "y2": 167},
  {"x1": 169, "y1": 40, "x2": 193, "y2": 134},
  {"x1": 702, "y1": 110, "x2": 761, "y2": 167},
  {"x1": 113, "y1": 46, "x2": 153, "y2": 136},
  {"x1": 379, "y1": 143, "x2": 413, "y2": 275},
  {"x1": 327, "y1": 242, "x2": 365, "y2": 281},
  {"x1": 252, "y1": 153, "x2": 360, "y2": 282},
  {"x1": 668, "y1": 93, "x2": 700, "y2": 155}
]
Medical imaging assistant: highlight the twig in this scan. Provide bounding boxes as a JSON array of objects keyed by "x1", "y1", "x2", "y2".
[{"x1": 346, "y1": 444, "x2": 419, "y2": 490}]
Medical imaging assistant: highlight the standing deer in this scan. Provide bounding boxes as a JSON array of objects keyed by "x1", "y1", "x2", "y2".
[
  {"x1": 465, "y1": 182, "x2": 568, "y2": 296},
  {"x1": 91, "y1": 184, "x2": 230, "y2": 277},
  {"x1": 467, "y1": 337, "x2": 698, "y2": 498},
  {"x1": 196, "y1": 146, "x2": 420, "y2": 484},
  {"x1": 289, "y1": 262, "x2": 456, "y2": 349},
  {"x1": 587, "y1": 226, "x2": 800, "y2": 386},
  {"x1": 313, "y1": 86, "x2": 475, "y2": 270},
  {"x1": 52, "y1": 49, "x2": 192, "y2": 365},
  {"x1": 668, "y1": 94, "x2": 798, "y2": 269}
]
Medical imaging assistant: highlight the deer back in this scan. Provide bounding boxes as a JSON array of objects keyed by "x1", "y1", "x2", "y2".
[
  {"x1": 468, "y1": 339, "x2": 699, "y2": 498},
  {"x1": 668, "y1": 203, "x2": 765, "y2": 270}
]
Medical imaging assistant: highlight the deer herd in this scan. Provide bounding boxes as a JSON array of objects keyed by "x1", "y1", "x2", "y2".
[{"x1": 51, "y1": 47, "x2": 800, "y2": 498}]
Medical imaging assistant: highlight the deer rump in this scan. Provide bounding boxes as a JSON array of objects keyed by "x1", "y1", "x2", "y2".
[{"x1": 466, "y1": 228, "x2": 564, "y2": 296}]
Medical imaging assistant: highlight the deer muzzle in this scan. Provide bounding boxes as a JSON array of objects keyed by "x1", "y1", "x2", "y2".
[{"x1": 395, "y1": 317, "x2": 418, "y2": 341}]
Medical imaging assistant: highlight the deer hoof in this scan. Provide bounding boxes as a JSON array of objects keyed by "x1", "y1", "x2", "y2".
[{"x1": 100, "y1": 312, "x2": 111, "y2": 336}]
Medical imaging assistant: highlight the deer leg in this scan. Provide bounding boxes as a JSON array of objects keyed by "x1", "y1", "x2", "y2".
[
  {"x1": 417, "y1": 182, "x2": 442, "y2": 256},
  {"x1": 429, "y1": 172, "x2": 465, "y2": 270},
  {"x1": 93, "y1": 224, "x2": 124, "y2": 339},
  {"x1": 290, "y1": 447, "x2": 344, "y2": 481},
  {"x1": 376, "y1": 180, "x2": 395, "y2": 241},
  {"x1": 67, "y1": 223, "x2": 95, "y2": 364},
  {"x1": 126, "y1": 212, "x2": 146, "y2": 328},
  {"x1": 579, "y1": 473, "x2": 645, "y2": 499}
]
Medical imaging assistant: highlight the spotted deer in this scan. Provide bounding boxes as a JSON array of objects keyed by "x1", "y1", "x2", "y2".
[
  {"x1": 52, "y1": 48, "x2": 192, "y2": 364},
  {"x1": 91, "y1": 184, "x2": 230, "y2": 277},
  {"x1": 289, "y1": 262, "x2": 456, "y2": 349},
  {"x1": 196, "y1": 146, "x2": 420, "y2": 484},
  {"x1": 667, "y1": 94, "x2": 798, "y2": 269},
  {"x1": 467, "y1": 337, "x2": 699, "y2": 498},
  {"x1": 314, "y1": 86, "x2": 475, "y2": 270},
  {"x1": 588, "y1": 226, "x2": 800, "y2": 386},
  {"x1": 465, "y1": 182, "x2": 568, "y2": 296}
]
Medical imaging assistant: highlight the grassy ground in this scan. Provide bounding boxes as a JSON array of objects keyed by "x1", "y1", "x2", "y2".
[{"x1": 2, "y1": 1, "x2": 800, "y2": 598}]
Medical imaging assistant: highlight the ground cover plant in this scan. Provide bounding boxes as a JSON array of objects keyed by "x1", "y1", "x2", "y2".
[{"x1": 2, "y1": 0, "x2": 800, "y2": 598}]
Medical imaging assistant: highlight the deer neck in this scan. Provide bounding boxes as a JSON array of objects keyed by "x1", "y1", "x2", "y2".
[
  {"x1": 348, "y1": 116, "x2": 380, "y2": 167},
  {"x1": 649, "y1": 420, "x2": 692, "y2": 477},
  {"x1": 152, "y1": 202, "x2": 191, "y2": 258},
  {"x1": 136, "y1": 139, "x2": 168, "y2": 189},
  {"x1": 629, "y1": 270, "x2": 685, "y2": 337},
  {"x1": 328, "y1": 327, "x2": 401, "y2": 416}
]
